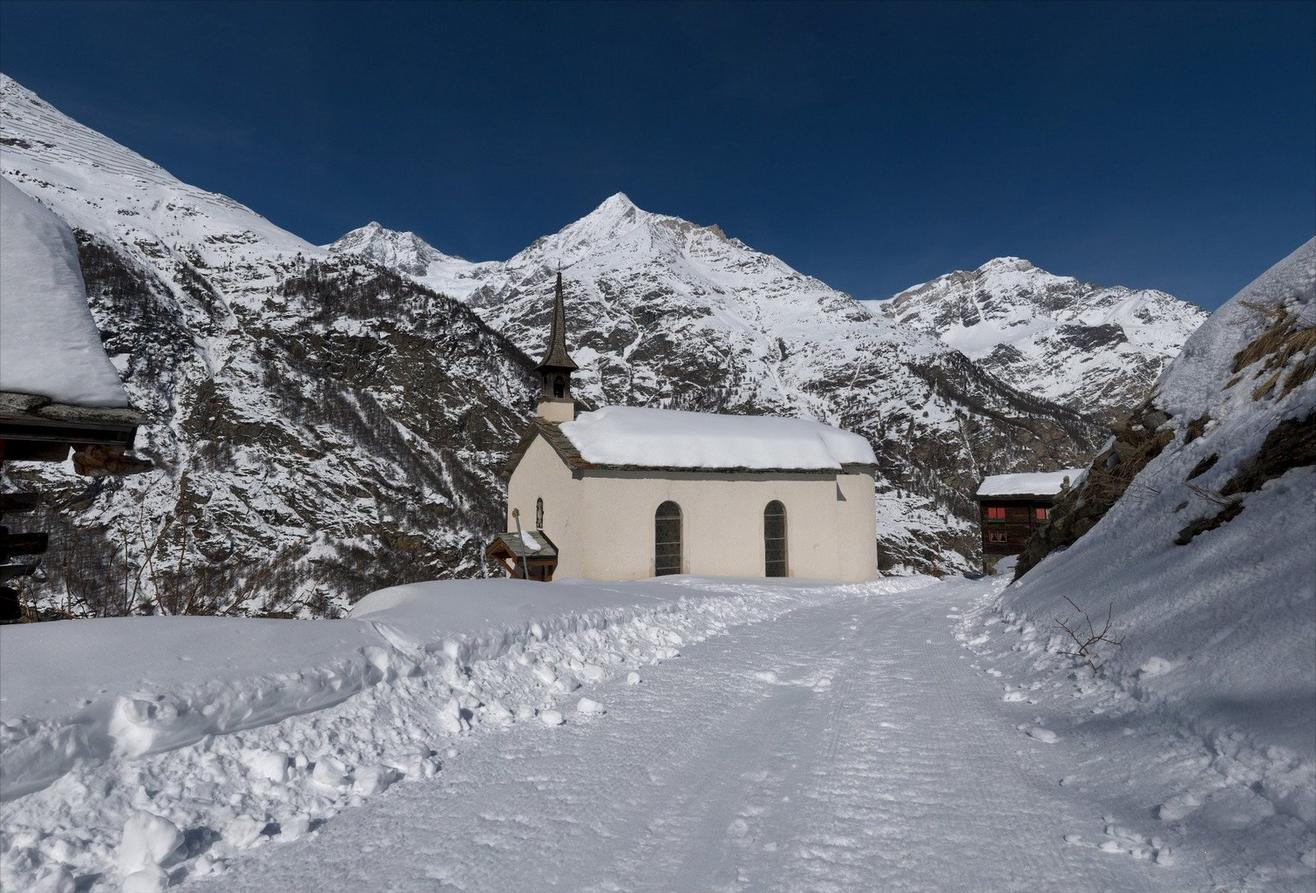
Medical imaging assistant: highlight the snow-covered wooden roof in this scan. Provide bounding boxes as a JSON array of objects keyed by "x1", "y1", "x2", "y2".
[
  {"x1": 507, "y1": 406, "x2": 877, "y2": 478},
  {"x1": 0, "y1": 177, "x2": 130, "y2": 409},
  {"x1": 976, "y1": 469, "x2": 1084, "y2": 499}
]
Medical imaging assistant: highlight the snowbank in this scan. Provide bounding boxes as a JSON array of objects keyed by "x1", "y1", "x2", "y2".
[
  {"x1": 976, "y1": 468, "x2": 1084, "y2": 497},
  {"x1": 559, "y1": 405, "x2": 877, "y2": 470},
  {"x1": 979, "y1": 239, "x2": 1316, "y2": 837},
  {"x1": 0, "y1": 176, "x2": 129, "y2": 407},
  {"x1": 0, "y1": 574, "x2": 924, "y2": 891}
]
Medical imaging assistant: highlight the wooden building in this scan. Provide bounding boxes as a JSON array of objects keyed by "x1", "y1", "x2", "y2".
[
  {"x1": 0, "y1": 177, "x2": 148, "y2": 621},
  {"x1": 975, "y1": 469, "x2": 1081, "y2": 574}
]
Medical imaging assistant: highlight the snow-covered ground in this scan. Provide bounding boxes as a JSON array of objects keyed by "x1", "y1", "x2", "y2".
[{"x1": 3, "y1": 573, "x2": 1310, "y2": 892}]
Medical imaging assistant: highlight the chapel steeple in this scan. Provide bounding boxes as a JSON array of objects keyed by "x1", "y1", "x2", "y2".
[{"x1": 534, "y1": 269, "x2": 578, "y2": 422}]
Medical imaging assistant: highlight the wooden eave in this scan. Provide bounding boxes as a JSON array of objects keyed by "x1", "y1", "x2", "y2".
[
  {"x1": 975, "y1": 493, "x2": 1060, "y2": 504},
  {"x1": 501, "y1": 418, "x2": 878, "y2": 481},
  {"x1": 487, "y1": 530, "x2": 559, "y2": 560},
  {"x1": 0, "y1": 391, "x2": 142, "y2": 447}
]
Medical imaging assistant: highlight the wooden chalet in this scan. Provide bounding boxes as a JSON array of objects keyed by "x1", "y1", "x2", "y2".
[
  {"x1": 0, "y1": 393, "x2": 148, "y2": 620},
  {"x1": 0, "y1": 176, "x2": 150, "y2": 621},
  {"x1": 975, "y1": 469, "x2": 1081, "y2": 574}
]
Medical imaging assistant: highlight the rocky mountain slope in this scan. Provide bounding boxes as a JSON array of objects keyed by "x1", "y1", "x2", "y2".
[
  {"x1": 868, "y1": 257, "x2": 1207, "y2": 422},
  {"x1": 332, "y1": 195, "x2": 1104, "y2": 571},
  {"x1": 2, "y1": 72, "x2": 1102, "y2": 614},
  {"x1": 1, "y1": 74, "x2": 537, "y2": 617}
]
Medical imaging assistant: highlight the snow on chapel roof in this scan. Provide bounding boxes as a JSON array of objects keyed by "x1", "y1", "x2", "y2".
[
  {"x1": 976, "y1": 468, "x2": 1084, "y2": 498},
  {"x1": 557, "y1": 405, "x2": 877, "y2": 472},
  {"x1": 0, "y1": 176, "x2": 130, "y2": 408}
]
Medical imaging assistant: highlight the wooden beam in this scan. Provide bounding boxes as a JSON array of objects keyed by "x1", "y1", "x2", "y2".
[
  {"x1": 0, "y1": 531, "x2": 49, "y2": 559},
  {"x1": 0, "y1": 563, "x2": 37, "y2": 581},
  {"x1": 0, "y1": 493, "x2": 40, "y2": 514}
]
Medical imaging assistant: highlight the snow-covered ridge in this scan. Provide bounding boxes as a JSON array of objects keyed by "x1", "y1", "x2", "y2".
[
  {"x1": 868, "y1": 256, "x2": 1208, "y2": 419},
  {"x1": 559, "y1": 405, "x2": 878, "y2": 470},
  {"x1": 0, "y1": 73, "x2": 317, "y2": 277},
  {"x1": 0, "y1": 575, "x2": 929, "y2": 890},
  {"x1": 0, "y1": 176, "x2": 129, "y2": 406}
]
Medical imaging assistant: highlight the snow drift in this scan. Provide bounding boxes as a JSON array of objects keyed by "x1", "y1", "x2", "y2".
[{"x1": 981, "y1": 238, "x2": 1315, "y2": 840}]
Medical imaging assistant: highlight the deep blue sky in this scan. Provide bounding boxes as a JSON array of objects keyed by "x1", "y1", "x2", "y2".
[{"x1": 1, "y1": 1, "x2": 1312, "y2": 307}]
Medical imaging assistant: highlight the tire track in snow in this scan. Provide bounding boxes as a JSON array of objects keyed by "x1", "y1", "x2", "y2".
[{"x1": 190, "y1": 580, "x2": 1214, "y2": 892}]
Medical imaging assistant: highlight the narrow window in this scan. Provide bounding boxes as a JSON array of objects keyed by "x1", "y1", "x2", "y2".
[
  {"x1": 536, "y1": 497, "x2": 544, "y2": 528},
  {"x1": 655, "y1": 501, "x2": 682, "y2": 576},
  {"x1": 764, "y1": 500, "x2": 787, "y2": 577},
  {"x1": 986, "y1": 506, "x2": 1006, "y2": 521},
  {"x1": 553, "y1": 376, "x2": 566, "y2": 399},
  {"x1": 1034, "y1": 506, "x2": 1048, "y2": 521}
]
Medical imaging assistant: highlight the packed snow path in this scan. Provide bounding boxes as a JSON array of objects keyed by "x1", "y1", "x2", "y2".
[{"x1": 193, "y1": 580, "x2": 1218, "y2": 892}]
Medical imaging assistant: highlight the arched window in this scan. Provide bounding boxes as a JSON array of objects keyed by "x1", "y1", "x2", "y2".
[
  {"x1": 536, "y1": 497, "x2": 544, "y2": 529},
  {"x1": 764, "y1": 500, "x2": 787, "y2": 577},
  {"x1": 553, "y1": 376, "x2": 566, "y2": 399},
  {"x1": 655, "y1": 501, "x2": 682, "y2": 576}
]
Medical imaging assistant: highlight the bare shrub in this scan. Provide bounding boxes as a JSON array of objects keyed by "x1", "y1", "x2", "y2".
[{"x1": 1055, "y1": 597, "x2": 1124, "y2": 670}]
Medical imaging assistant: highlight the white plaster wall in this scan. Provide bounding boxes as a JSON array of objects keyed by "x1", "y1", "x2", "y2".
[{"x1": 506, "y1": 435, "x2": 584, "y2": 578}]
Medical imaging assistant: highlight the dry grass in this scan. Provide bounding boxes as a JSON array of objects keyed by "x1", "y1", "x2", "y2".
[{"x1": 1231, "y1": 301, "x2": 1316, "y2": 401}]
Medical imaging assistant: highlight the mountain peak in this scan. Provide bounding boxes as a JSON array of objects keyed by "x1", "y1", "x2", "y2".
[
  {"x1": 328, "y1": 221, "x2": 465, "y2": 274},
  {"x1": 978, "y1": 256, "x2": 1036, "y2": 273}
]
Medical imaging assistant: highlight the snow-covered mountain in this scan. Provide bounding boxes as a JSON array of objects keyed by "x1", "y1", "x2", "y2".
[
  {"x1": 326, "y1": 221, "x2": 494, "y2": 300},
  {"x1": 868, "y1": 257, "x2": 1208, "y2": 421},
  {"x1": 1, "y1": 73, "x2": 537, "y2": 616},
  {"x1": 332, "y1": 195, "x2": 1104, "y2": 571},
  {"x1": 1, "y1": 71, "x2": 1102, "y2": 613}
]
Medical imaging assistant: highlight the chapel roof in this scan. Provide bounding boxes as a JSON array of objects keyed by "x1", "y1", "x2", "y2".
[
  {"x1": 535, "y1": 271, "x2": 577, "y2": 372},
  {"x1": 503, "y1": 406, "x2": 877, "y2": 479}
]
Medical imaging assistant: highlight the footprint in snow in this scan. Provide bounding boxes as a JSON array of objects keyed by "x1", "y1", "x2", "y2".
[
  {"x1": 753, "y1": 671, "x2": 780, "y2": 684},
  {"x1": 1020, "y1": 724, "x2": 1059, "y2": 744}
]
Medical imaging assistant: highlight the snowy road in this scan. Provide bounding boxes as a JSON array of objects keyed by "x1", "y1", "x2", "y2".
[{"x1": 193, "y1": 579, "x2": 1215, "y2": 892}]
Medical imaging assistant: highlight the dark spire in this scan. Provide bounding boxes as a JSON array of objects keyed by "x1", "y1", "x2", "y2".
[{"x1": 536, "y1": 270, "x2": 578, "y2": 372}]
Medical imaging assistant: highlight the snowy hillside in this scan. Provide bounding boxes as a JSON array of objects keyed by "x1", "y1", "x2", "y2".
[
  {"x1": 1, "y1": 73, "x2": 537, "y2": 616},
  {"x1": 870, "y1": 257, "x2": 1207, "y2": 421},
  {"x1": 962, "y1": 238, "x2": 1316, "y2": 885},
  {"x1": 335, "y1": 195, "x2": 1104, "y2": 571}
]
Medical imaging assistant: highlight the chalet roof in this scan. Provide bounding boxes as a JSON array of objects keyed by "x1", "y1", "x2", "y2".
[
  {"x1": 976, "y1": 468, "x2": 1084, "y2": 499},
  {"x1": 0, "y1": 177, "x2": 132, "y2": 409},
  {"x1": 535, "y1": 271, "x2": 578, "y2": 372},
  {"x1": 503, "y1": 407, "x2": 878, "y2": 479},
  {"x1": 489, "y1": 530, "x2": 559, "y2": 559},
  {"x1": 0, "y1": 391, "x2": 142, "y2": 444}
]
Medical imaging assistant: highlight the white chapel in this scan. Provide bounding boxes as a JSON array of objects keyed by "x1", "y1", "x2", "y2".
[{"x1": 486, "y1": 273, "x2": 879, "y2": 583}]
